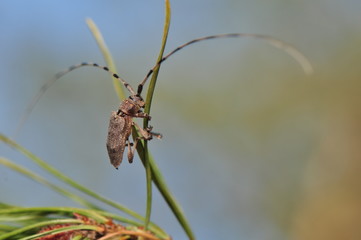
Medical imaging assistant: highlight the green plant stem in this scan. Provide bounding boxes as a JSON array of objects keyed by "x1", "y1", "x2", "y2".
[
  {"x1": 135, "y1": 137, "x2": 195, "y2": 240},
  {"x1": 144, "y1": 140, "x2": 152, "y2": 229},
  {"x1": 140, "y1": 1, "x2": 195, "y2": 239},
  {"x1": 141, "y1": 0, "x2": 171, "y2": 231},
  {"x1": 0, "y1": 207, "x2": 107, "y2": 223},
  {"x1": 0, "y1": 157, "x2": 100, "y2": 210},
  {"x1": 21, "y1": 225, "x2": 102, "y2": 240},
  {"x1": 0, "y1": 219, "x2": 82, "y2": 240},
  {"x1": 143, "y1": 0, "x2": 171, "y2": 117},
  {"x1": 98, "y1": 211, "x2": 167, "y2": 239},
  {"x1": 0, "y1": 134, "x2": 150, "y2": 224}
]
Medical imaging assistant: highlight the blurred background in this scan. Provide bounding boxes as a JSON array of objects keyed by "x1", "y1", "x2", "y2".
[{"x1": 1, "y1": 0, "x2": 361, "y2": 239}]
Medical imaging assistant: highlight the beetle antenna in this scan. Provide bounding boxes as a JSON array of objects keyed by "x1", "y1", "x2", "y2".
[
  {"x1": 137, "y1": 33, "x2": 313, "y2": 95},
  {"x1": 16, "y1": 62, "x2": 136, "y2": 137}
]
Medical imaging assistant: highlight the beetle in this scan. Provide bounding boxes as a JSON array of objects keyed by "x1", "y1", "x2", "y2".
[{"x1": 106, "y1": 96, "x2": 161, "y2": 169}]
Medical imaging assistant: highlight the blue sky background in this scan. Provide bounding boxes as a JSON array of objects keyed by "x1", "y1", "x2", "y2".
[{"x1": 1, "y1": 1, "x2": 361, "y2": 239}]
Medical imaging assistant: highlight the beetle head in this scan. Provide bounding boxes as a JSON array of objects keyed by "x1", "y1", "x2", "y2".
[{"x1": 130, "y1": 95, "x2": 145, "y2": 108}]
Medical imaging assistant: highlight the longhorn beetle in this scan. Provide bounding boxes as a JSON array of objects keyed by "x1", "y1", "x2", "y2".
[{"x1": 17, "y1": 33, "x2": 312, "y2": 169}]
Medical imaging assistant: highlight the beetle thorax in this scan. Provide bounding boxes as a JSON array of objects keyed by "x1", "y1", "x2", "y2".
[{"x1": 119, "y1": 96, "x2": 145, "y2": 115}]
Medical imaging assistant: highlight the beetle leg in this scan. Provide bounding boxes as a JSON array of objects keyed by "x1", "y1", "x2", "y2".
[{"x1": 127, "y1": 139, "x2": 134, "y2": 163}]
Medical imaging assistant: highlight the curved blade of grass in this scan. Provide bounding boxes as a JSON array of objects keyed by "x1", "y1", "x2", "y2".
[
  {"x1": 72, "y1": 236, "x2": 83, "y2": 240},
  {"x1": 98, "y1": 211, "x2": 168, "y2": 239},
  {"x1": 143, "y1": 0, "x2": 171, "y2": 116},
  {"x1": 140, "y1": 0, "x2": 171, "y2": 231},
  {"x1": 0, "y1": 157, "x2": 100, "y2": 210},
  {"x1": 98, "y1": 230, "x2": 162, "y2": 240},
  {"x1": 20, "y1": 225, "x2": 102, "y2": 240},
  {"x1": 86, "y1": 18, "x2": 125, "y2": 100},
  {"x1": 134, "y1": 138, "x2": 194, "y2": 240},
  {"x1": 0, "y1": 204, "x2": 49, "y2": 223},
  {"x1": 0, "y1": 202, "x2": 167, "y2": 239},
  {"x1": 136, "y1": 0, "x2": 195, "y2": 238},
  {"x1": 0, "y1": 134, "x2": 166, "y2": 235},
  {"x1": 0, "y1": 207, "x2": 167, "y2": 240},
  {"x1": 144, "y1": 142, "x2": 152, "y2": 229},
  {"x1": 0, "y1": 225, "x2": 17, "y2": 231},
  {"x1": 0, "y1": 202, "x2": 14, "y2": 208},
  {"x1": 0, "y1": 215, "x2": 49, "y2": 223},
  {"x1": 0, "y1": 218, "x2": 82, "y2": 240},
  {"x1": 0, "y1": 134, "x2": 145, "y2": 223},
  {"x1": 0, "y1": 207, "x2": 107, "y2": 223}
]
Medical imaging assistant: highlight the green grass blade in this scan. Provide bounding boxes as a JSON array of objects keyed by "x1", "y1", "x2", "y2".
[
  {"x1": 0, "y1": 207, "x2": 167, "y2": 240},
  {"x1": 148, "y1": 155, "x2": 193, "y2": 239},
  {"x1": 86, "y1": 18, "x2": 125, "y2": 100},
  {"x1": 134, "y1": 0, "x2": 195, "y2": 238},
  {"x1": 0, "y1": 204, "x2": 49, "y2": 223},
  {"x1": 0, "y1": 203, "x2": 167, "y2": 239},
  {"x1": 71, "y1": 236, "x2": 84, "y2": 240},
  {"x1": 0, "y1": 219, "x2": 82, "y2": 240},
  {"x1": 0, "y1": 134, "x2": 142, "y2": 222},
  {"x1": 0, "y1": 157, "x2": 100, "y2": 210},
  {"x1": 135, "y1": 138, "x2": 195, "y2": 240},
  {"x1": 20, "y1": 225, "x2": 101, "y2": 240},
  {"x1": 0, "y1": 134, "x2": 166, "y2": 235},
  {"x1": 0, "y1": 225, "x2": 17, "y2": 231},
  {"x1": 0, "y1": 203, "x2": 14, "y2": 208},
  {"x1": 143, "y1": 0, "x2": 171, "y2": 117},
  {"x1": 141, "y1": 0, "x2": 171, "y2": 231},
  {"x1": 98, "y1": 211, "x2": 168, "y2": 239},
  {"x1": 144, "y1": 141, "x2": 152, "y2": 229},
  {"x1": 0, "y1": 207, "x2": 107, "y2": 223}
]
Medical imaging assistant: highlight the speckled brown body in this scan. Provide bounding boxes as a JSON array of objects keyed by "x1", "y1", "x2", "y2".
[{"x1": 106, "y1": 111, "x2": 133, "y2": 169}]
